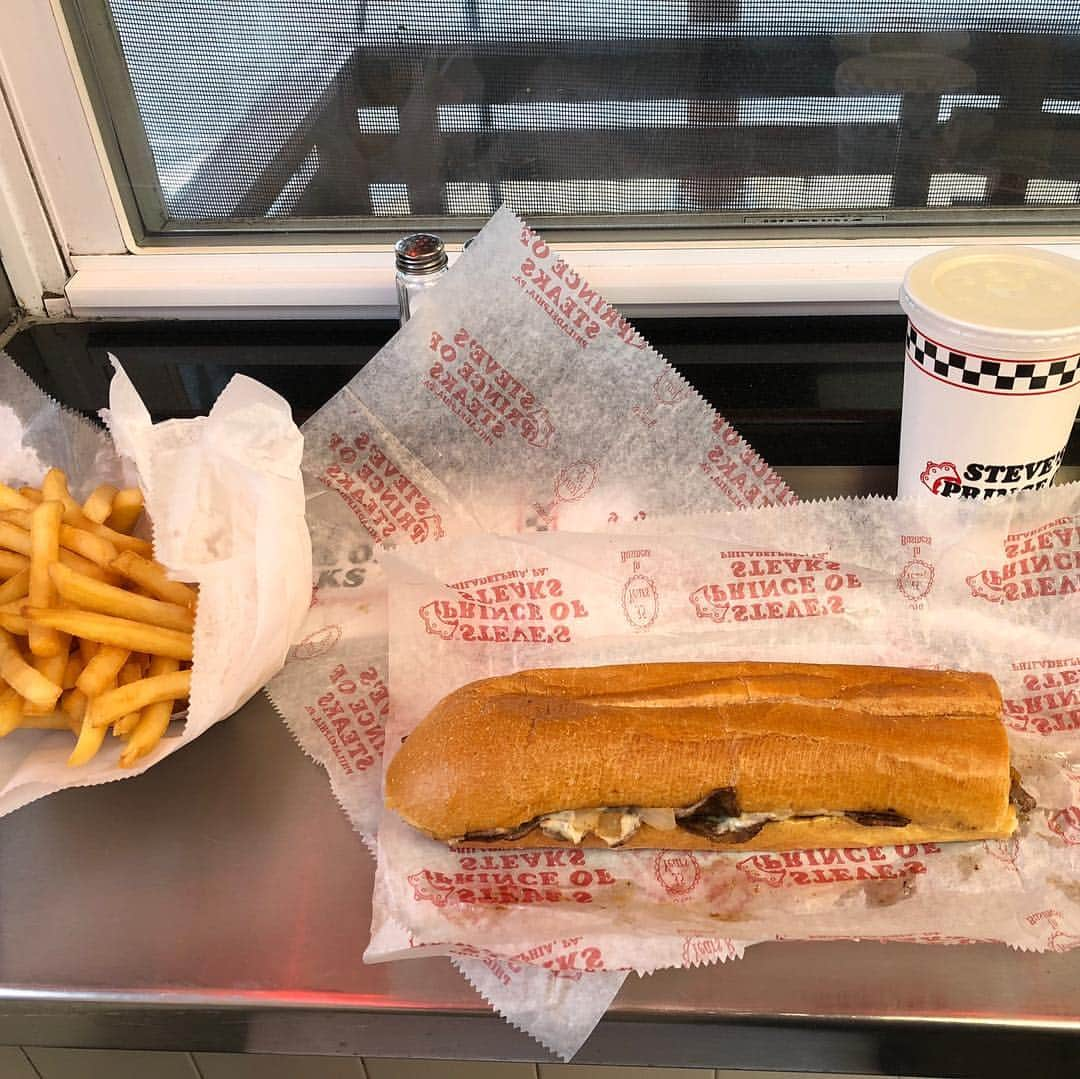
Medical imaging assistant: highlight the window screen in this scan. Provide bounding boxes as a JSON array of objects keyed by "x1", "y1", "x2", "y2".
[{"x1": 70, "y1": 0, "x2": 1080, "y2": 232}]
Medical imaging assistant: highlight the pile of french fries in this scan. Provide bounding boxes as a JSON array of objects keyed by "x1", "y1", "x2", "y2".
[{"x1": 0, "y1": 468, "x2": 196, "y2": 767}]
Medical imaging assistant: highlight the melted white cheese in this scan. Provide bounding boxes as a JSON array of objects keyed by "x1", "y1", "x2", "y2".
[{"x1": 536, "y1": 805, "x2": 844, "y2": 845}]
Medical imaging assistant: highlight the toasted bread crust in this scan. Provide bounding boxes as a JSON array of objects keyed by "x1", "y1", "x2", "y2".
[{"x1": 385, "y1": 662, "x2": 1013, "y2": 846}]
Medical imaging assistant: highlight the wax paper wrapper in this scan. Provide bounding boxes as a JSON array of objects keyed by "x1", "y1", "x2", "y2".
[
  {"x1": 367, "y1": 483, "x2": 1080, "y2": 1056},
  {"x1": 265, "y1": 205, "x2": 792, "y2": 840},
  {"x1": 0, "y1": 353, "x2": 311, "y2": 817}
]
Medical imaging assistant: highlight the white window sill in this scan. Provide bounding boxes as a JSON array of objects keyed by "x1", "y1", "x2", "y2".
[{"x1": 65, "y1": 239, "x2": 1080, "y2": 320}]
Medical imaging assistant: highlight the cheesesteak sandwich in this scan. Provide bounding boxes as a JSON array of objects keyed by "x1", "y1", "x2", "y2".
[{"x1": 385, "y1": 662, "x2": 1031, "y2": 851}]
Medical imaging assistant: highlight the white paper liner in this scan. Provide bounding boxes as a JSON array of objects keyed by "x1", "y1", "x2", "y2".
[
  {"x1": 365, "y1": 484, "x2": 1080, "y2": 1054},
  {"x1": 453, "y1": 954, "x2": 627, "y2": 1061},
  {"x1": 265, "y1": 205, "x2": 792, "y2": 840},
  {"x1": 261, "y1": 208, "x2": 794, "y2": 1057},
  {"x1": 0, "y1": 353, "x2": 311, "y2": 816}
]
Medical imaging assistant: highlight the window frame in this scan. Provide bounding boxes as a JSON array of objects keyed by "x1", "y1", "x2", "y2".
[{"x1": 4, "y1": 0, "x2": 1080, "y2": 319}]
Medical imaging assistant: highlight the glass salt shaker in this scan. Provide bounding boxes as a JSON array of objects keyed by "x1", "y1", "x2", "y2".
[{"x1": 394, "y1": 233, "x2": 448, "y2": 325}]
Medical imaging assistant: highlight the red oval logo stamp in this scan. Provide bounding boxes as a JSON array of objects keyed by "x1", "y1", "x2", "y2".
[
  {"x1": 291, "y1": 624, "x2": 341, "y2": 660},
  {"x1": 897, "y1": 557, "x2": 934, "y2": 602},
  {"x1": 554, "y1": 458, "x2": 599, "y2": 504},
  {"x1": 653, "y1": 850, "x2": 701, "y2": 899},
  {"x1": 622, "y1": 573, "x2": 658, "y2": 630}
]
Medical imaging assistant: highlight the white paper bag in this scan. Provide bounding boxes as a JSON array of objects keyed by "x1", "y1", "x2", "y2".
[{"x1": 0, "y1": 353, "x2": 312, "y2": 815}]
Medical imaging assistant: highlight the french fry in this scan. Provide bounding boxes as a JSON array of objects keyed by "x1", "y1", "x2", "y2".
[
  {"x1": 60, "y1": 525, "x2": 120, "y2": 568},
  {"x1": 0, "y1": 627, "x2": 62, "y2": 708},
  {"x1": 15, "y1": 711, "x2": 75, "y2": 731},
  {"x1": 58, "y1": 548, "x2": 116, "y2": 584},
  {"x1": 0, "y1": 521, "x2": 30, "y2": 556},
  {"x1": 0, "y1": 602, "x2": 28, "y2": 634},
  {"x1": 109, "y1": 550, "x2": 198, "y2": 608},
  {"x1": 82, "y1": 485, "x2": 118, "y2": 524},
  {"x1": 48, "y1": 562, "x2": 194, "y2": 633},
  {"x1": 106, "y1": 489, "x2": 144, "y2": 534},
  {"x1": 112, "y1": 652, "x2": 144, "y2": 738},
  {"x1": 74, "y1": 643, "x2": 130, "y2": 697},
  {"x1": 28, "y1": 500, "x2": 64, "y2": 658},
  {"x1": 0, "y1": 549, "x2": 29, "y2": 577},
  {"x1": 63, "y1": 651, "x2": 83, "y2": 689},
  {"x1": 38, "y1": 473, "x2": 152, "y2": 557},
  {"x1": 0, "y1": 568, "x2": 30, "y2": 606},
  {"x1": 0, "y1": 513, "x2": 119, "y2": 569},
  {"x1": 0, "y1": 687, "x2": 22, "y2": 736},
  {"x1": 23, "y1": 608, "x2": 192, "y2": 661},
  {"x1": 0, "y1": 483, "x2": 35, "y2": 513},
  {"x1": 89, "y1": 668, "x2": 191, "y2": 728},
  {"x1": 69, "y1": 697, "x2": 109, "y2": 766},
  {"x1": 41, "y1": 468, "x2": 83, "y2": 525},
  {"x1": 113, "y1": 661, "x2": 144, "y2": 735},
  {"x1": 3, "y1": 474, "x2": 190, "y2": 765},
  {"x1": 119, "y1": 656, "x2": 180, "y2": 766},
  {"x1": 25, "y1": 643, "x2": 70, "y2": 714},
  {"x1": 61, "y1": 687, "x2": 87, "y2": 725},
  {"x1": 118, "y1": 659, "x2": 142, "y2": 684},
  {"x1": 88, "y1": 522, "x2": 151, "y2": 558},
  {"x1": 113, "y1": 710, "x2": 142, "y2": 736}
]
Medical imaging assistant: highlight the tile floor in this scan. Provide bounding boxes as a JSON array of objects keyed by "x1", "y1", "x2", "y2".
[{"x1": 0, "y1": 1051, "x2": 946, "y2": 1079}]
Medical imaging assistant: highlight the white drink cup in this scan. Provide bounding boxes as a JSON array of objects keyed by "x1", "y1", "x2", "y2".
[{"x1": 898, "y1": 246, "x2": 1080, "y2": 500}]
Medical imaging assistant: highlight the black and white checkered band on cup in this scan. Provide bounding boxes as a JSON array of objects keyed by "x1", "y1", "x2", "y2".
[{"x1": 906, "y1": 323, "x2": 1080, "y2": 395}]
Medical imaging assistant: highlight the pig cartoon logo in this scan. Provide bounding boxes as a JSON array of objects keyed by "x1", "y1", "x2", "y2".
[
  {"x1": 418, "y1": 602, "x2": 458, "y2": 640},
  {"x1": 290, "y1": 624, "x2": 341, "y2": 660},
  {"x1": 736, "y1": 855, "x2": 787, "y2": 888},
  {"x1": 921, "y1": 461, "x2": 961, "y2": 495},
  {"x1": 966, "y1": 569, "x2": 1004, "y2": 604},
  {"x1": 408, "y1": 870, "x2": 455, "y2": 907}
]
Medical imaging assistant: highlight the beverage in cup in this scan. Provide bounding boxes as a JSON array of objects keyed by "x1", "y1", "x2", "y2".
[{"x1": 898, "y1": 246, "x2": 1080, "y2": 500}]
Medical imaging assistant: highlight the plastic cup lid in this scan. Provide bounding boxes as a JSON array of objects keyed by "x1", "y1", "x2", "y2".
[{"x1": 901, "y1": 246, "x2": 1080, "y2": 352}]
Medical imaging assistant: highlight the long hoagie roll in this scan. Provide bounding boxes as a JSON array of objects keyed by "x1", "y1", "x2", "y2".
[{"x1": 385, "y1": 662, "x2": 1023, "y2": 851}]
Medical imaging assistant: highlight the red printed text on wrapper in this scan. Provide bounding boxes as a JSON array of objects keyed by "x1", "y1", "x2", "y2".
[
  {"x1": 304, "y1": 663, "x2": 388, "y2": 775},
  {"x1": 700, "y1": 416, "x2": 796, "y2": 509},
  {"x1": 681, "y1": 935, "x2": 740, "y2": 967},
  {"x1": 736, "y1": 844, "x2": 941, "y2": 889},
  {"x1": 511, "y1": 937, "x2": 607, "y2": 976},
  {"x1": 1026, "y1": 909, "x2": 1080, "y2": 953},
  {"x1": 408, "y1": 849, "x2": 618, "y2": 906},
  {"x1": 515, "y1": 224, "x2": 645, "y2": 351},
  {"x1": 419, "y1": 567, "x2": 590, "y2": 644},
  {"x1": 689, "y1": 551, "x2": 863, "y2": 623},
  {"x1": 1003, "y1": 657, "x2": 1080, "y2": 734},
  {"x1": 425, "y1": 326, "x2": 556, "y2": 449},
  {"x1": 966, "y1": 515, "x2": 1080, "y2": 604},
  {"x1": 320, "y1": 432, "x2": 444, "y2": 544}
]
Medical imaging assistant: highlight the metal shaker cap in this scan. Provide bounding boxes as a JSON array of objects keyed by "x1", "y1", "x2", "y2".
[{"x1": 395, "y1": 233, "x2": 447, "y2": 274}]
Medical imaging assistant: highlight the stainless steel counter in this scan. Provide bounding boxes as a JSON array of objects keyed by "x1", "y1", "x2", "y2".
[{"x1": 2, "y1": 468, "x2": 1079, "y2": 1077}]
